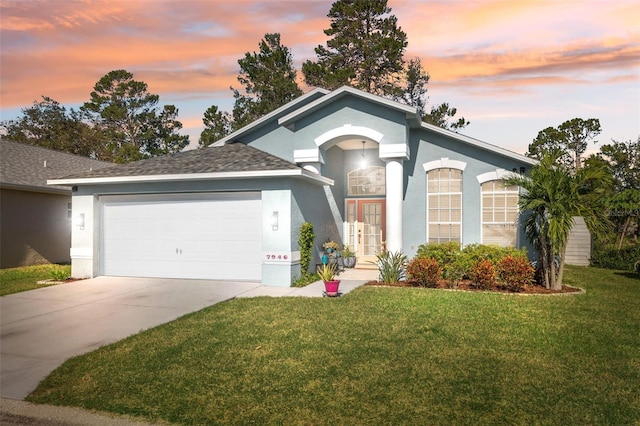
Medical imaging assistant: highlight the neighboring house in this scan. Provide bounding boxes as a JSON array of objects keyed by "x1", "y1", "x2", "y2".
[
  {"x1": 50, "y1": 86, "x2": 536, "y2": 286},
  {"x1": 0, "y1": 139, "x2": 110, "y2": 268}
]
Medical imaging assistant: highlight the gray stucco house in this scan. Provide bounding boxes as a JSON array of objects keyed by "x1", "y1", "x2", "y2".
[
  {"x1": 0, "y1": 139, "x2": 110, "y2": 268},
  {"x1": 50, "y1": 86, "x2": 535, "y2": 285}
]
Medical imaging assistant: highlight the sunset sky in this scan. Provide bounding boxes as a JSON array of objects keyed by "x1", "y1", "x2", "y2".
[{"x1": 1, "y1": 0, "x2": 638, "y2": 155}]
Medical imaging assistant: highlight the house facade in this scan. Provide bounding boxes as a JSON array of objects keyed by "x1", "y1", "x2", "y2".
[
  {"x1": 51, "y1": 87, "x2": 535, "y2": 286},
  {"x1": 0, "y1": 140, "x2": 110, "y2": 268}
]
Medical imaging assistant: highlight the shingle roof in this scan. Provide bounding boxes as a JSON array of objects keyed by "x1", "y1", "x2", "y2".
[
  {"x1": 0, "y1": 139, "x2": 111, "y2": 193},
  {"x1": 56, "y1": 142, "x2": 301, "y2": 180}
]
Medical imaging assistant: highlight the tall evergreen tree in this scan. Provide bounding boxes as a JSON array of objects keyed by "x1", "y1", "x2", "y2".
[
  {"x1": 199, "y1": 33, "x2": 302, "y2": 145},
  {"x1": 402, "y1": 57, "x2": 430, "y2": 117},
  {"x1": 82, "y1": 69, "x2": 189, "y2": 163},
  {"x1": 231, "y1": 33, "x2": 302, "y2": 130},
  {"x1": 302, "y1": 0, "x2": 407, "y2": 98},
  {"x1": 199, "y1": 105, "x2": 231, "y2": 148},
  {"x1": 303, "y1": 0, "x2": 467, "y2": 130}
]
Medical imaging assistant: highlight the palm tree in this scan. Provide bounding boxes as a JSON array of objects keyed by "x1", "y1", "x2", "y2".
[{"x1": 506, "y1": 151, "x2": 611, "y2": 289}]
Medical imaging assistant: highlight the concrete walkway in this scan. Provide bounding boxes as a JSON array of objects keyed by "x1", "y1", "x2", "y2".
[{"x1": 0, "y1": 268, "x2": 375, "y2": 424}]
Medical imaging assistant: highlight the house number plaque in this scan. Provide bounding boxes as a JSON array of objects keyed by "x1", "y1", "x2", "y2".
[{"x1": 265, "y1": 253, "x2": 289, "y2": 261}]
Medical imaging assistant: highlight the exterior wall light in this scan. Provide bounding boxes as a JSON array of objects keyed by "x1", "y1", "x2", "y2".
[
  {"x1": 76, "y1": 213, "x2": 85, "y2": 230},
  {"x1": 271, "y1": 211, "x2": 278, "y2": 231},
  {"x1": 360, "y1": 140, "x2": 367, "y2": 170}
]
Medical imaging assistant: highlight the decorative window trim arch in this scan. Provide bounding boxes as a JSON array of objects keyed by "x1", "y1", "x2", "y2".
[
  {"x1": 423, "y1": 158, "x2": 467, "y2": 172},
  {"x1": 314, "y1": 125, "x2": 384, "y2": 147},
  {"x1": 476, "y1": 168, "x2": 515, "y2": 184}
]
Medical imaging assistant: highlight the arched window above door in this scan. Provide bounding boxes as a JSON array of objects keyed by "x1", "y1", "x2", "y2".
[{"x1": 348, "y1": 166, "x2": 386, "y2": 196}]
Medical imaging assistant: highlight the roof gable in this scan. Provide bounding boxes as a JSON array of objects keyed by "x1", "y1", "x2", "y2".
[
  {"x1": 418, "y1": 122, "x2": 537, "y2": 165},
  {"x1": 278, "y1": 86, "x2": 421, "y2": 128},
  {"x1": 212, "y1": 88, "x2": 329, "y2": 147}
]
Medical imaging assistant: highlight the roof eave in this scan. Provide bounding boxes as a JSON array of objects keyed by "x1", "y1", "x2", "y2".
[
  {"x1": 1, "y1": 182, "x2": 70, "y2": 195},
  {"x1": 48, "y1": 169, "x2": 334, "y2": 187}
]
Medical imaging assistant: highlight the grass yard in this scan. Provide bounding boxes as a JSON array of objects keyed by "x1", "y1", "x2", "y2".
[
  {"x1": 0, "y1": 264, "x2": 71, "y2": 296},
  {"x1": 28, "y1": 266, "x2": 639, "y2": 425}
]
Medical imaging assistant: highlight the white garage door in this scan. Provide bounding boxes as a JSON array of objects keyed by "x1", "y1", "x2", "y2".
[{"x1": 101, "y1": 193, "x2": 262, "y2": 281}]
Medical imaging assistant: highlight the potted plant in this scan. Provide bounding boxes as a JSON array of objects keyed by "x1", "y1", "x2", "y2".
[
  {"x1": 323, "y1": 240, "x2": 339, "y2": 253},
  {"x1": 322, "y1": 240, "x2": 340, "y2": 267},
  {"x1": 340, "y1": 245, "x2": 356, "y2": 268},
  {"x1": 317, "y1": 263, "x2": 340, "y2": 296}
]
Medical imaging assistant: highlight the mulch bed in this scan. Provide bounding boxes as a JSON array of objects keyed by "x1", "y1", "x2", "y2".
[{"x1": 364, "y1": 279, "x2": 583, "y2": 295}]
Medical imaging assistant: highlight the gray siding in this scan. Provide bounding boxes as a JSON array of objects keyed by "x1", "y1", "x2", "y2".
[{"x1": 565, "y1": 217, "x2": 591, "y2": 266}]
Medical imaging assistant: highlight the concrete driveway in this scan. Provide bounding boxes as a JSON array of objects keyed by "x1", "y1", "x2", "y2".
[{"x1": 0, "y1": 276, "x2": 262, "y2": 400}]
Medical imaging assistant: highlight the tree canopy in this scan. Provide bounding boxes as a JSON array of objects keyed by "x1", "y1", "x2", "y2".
[
  {"x1": 82, "y1": 69, "x2": 189, "y2": 163},
  {"x1": 302, "y1": 0, "x2": 407, "y2": 98},
  {"x1": 199, "y1": 105, "x2": 232, "y2": 148},
  {"x1": 527, "y1": 118, "x2": 601, "y2": 170},
  {"x1": 598, "y1": 136, "x2": 639, "y2": 190},
  {"x1": 2, "y1": 70, "x2": 189, "y2": 163},
  {"x1": 1, "y1": 97, "x2": 104, "y2": 159},
  {"x1": 199, "y1": 33, "x2": 302, "y2": 146},
  {"x1": 232, "y1": 33, "x2": 302, "y2": 130}
]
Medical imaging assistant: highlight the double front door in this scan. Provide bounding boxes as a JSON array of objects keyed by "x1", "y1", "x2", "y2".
[{"x1": 345, "y1": 199, "x2": 385, "y2": 266}]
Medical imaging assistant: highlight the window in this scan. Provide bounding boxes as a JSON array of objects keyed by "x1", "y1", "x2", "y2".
[
  {"x1": 348, "y1": 166, "x2": 385, "y2": 196},
  {"x1": 481, "y1": 180, "x2": 519, "y2": 246},
  {"x1": 426, "y1": 168, "x2": 462, "y2": 243}
]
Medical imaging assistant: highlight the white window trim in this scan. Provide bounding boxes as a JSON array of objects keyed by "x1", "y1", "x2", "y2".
[
  {"x1": 426, "y1": 168, "x2": 463, "y2": 244},
  {"x1": 480, "y1": 179, "x2": 520, "y2": 246}
]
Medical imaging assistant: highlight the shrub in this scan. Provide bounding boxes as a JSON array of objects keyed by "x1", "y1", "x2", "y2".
[
  {"x1": 376, "y1": 251, "x2": 407, "y2": 284},
  {"x1": 292, "y1": 273, "x2": 319, "y2": 288},
  {"x1": 468, "y1": 259, "x2": 497, "y2": 290},
  {"x1": 590, "y1": 243, "x2": 640, "y2": 271},
  {"x1": 416, "y1": 241, "x2": 461, "y2": 264},
  {"x1": 462, "y1": 244, "x2": 528, "y2": 264},
  {"x1": 407, "y1": 257, "x2": 442, "y2": 287},
  {"x1": 442, "y1": 262, "x2": 466, "y2": 288},
  {"x1": 50, "y1": 265, "x2": 71, "y2": 281},
  {"x1": 497, "y1": 255, "x2": 534, "y2": 291},
  {"x1": 298, "y1": 222, "x2": 315, "y2": 277}
]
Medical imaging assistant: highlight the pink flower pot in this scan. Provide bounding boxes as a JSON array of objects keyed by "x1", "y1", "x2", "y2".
[{"x1": 324, "y1": 280, "x2": 340, "y2": 295}]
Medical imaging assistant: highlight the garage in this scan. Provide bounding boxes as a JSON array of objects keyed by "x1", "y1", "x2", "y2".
[{"x1": 101, "y1": 192, "x2": 262, "y2": 281}]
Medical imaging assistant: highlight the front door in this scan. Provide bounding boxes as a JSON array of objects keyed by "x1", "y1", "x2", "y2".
[{"x1": 346, "y1": 199, "x2": 385, "y2": 266}]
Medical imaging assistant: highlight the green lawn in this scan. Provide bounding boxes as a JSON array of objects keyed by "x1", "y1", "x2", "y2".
[
  {"x1": 0, "y1": 264, "x2": 71, "y2": 296},
  {"x1": 28, "y1": 266, "x2": 639, "y2": 425}
]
